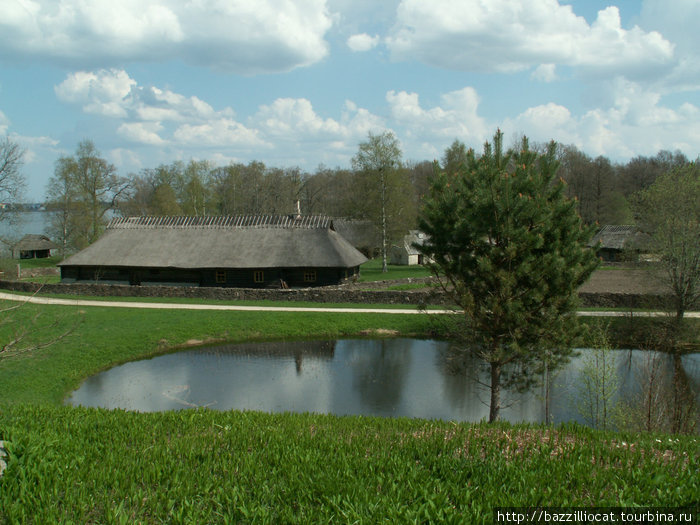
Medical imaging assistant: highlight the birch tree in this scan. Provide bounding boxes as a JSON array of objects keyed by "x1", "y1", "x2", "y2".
[{"x1": 352, "y1": 131, "x2": 406, "y2": 272}]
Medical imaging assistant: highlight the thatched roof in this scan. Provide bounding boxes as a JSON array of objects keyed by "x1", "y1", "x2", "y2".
[
  {"x1": 14, "y1": 234, "x2": 58, "y2": 251},
  {"x1": 588, "y1": 225, "x2": 650, "y2": 251},
  {"x1": 59, "y1": 215, "x2": 367, "y2": 269}
]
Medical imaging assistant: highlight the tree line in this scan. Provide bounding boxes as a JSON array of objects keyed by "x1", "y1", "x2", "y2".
[{"x1": 36, "y1": 135, "x2": 695, "y2": 259}]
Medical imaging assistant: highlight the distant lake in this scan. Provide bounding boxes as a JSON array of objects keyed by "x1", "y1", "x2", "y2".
[
  {"x1": 0, "y1": 211, "x2": 50, "y2": 239},
  {"x1": 67, "y1": 339, "x2": 700, "y2": 427}
]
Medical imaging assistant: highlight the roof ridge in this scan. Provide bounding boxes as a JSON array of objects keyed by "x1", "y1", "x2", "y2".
[{"x1": 107, "y1": 215, "x2": 332, "y2": 230}]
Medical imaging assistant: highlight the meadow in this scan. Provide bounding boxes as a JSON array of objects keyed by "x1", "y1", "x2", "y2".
[{"x1": 0, "y1": 298, "x2": 698, "y2": 523}]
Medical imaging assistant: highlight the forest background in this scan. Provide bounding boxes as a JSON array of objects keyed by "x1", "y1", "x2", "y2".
[{"x1": 38, "y1": 134, "x2": 694, "y2": 257}]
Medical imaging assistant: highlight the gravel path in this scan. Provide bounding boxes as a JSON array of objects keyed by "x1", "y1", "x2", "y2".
[{"x1": 0, "y1": 291, "x2": 697, "y2": 318}]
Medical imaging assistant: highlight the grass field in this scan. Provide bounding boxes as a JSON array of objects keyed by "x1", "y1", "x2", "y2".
[
  {"x1": 15, "y1": 255, "x2": 62, "y2": 269},
  {"x1": 0, "y1": 295, "x2": 698, "y2": 522},
  {"x1": 358, "y1": 258, "x2": 432, "y2": 281},
  {"x1": 1, "y1": 404, "x2": 696, "y2": 524}
]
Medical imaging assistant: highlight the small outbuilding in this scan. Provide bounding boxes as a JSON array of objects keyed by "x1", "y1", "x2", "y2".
[
  {"x1": 58, "y1": 215, "x2": 368, "y2": 288},
  {"x1": 12, "y1": 234, "x2": 58, "y2": 259},
  {"x1": 390, "y1": 230, "x2": 430, "y2": 266},
  {"x1": 588, "y1": 225, "x2": 650, "y2": 262}
]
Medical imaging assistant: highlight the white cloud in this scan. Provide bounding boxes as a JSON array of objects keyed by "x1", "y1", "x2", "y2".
[
  {"x1": 173, "y1": 119, "x2": 266, "y2": 148},
  {"x1": 638, "y1": 0, "x2": 700, "y2": 91},
  {"x1": 339, "y1": 100, "x2": 387, "y2": 138},
  {"x1": 254, "y1": 98, "x2": 343, "y2": 136},
  {"x1": 109, "y1": 148, "x2": 143, "y2": 171},
  {"x1": 6, "y1": 133, "x2": 60, "y2": 164},
  {"x1": 347, "y1": 33, "x2": 379, "y2": 52},
  {"x1": 0, "y1": 0, "x2": 333, "y2": 74},
  {"x1": 117, "y1": 122, "x2": 167, "y2": 145},
  {"x1": 386, "y1": 87, "x2": 487, "y2": 143},
  {"x1": 387, "y1": 0, "x2": 674, "y2": 80},
  {"x1": 532, "y1": 64, "x2": 557, "y2": 83},
  {"x1": 0, "y1": 109, "x2": 9, "y2": 135},
  {"x1": 134, "y1": 87, "x2": 218, "y2": 123},
  {"x1": 501, "y1": 79, "x2": 700, "y2": 160},
  {"x1": 503, "y1": 103, "x2": 578, "y2": 146},
  {"x1": 56, "y1": 69, "x2": 222, "y2": 124},
  {"x1": 52, "y1": 68, "x2": 389, "y2": 168},
  {"x1": 55, "y1": 69, "x2": 136, "y2": 117}
]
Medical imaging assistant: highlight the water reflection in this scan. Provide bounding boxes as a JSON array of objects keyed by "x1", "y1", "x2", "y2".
[{"x1": 67, "y1": 339, "x2": 699, "y2": 427}]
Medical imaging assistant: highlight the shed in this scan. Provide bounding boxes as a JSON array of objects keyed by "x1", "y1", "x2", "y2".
[
  {"x1": 12, "y1": 234, "x2": 58, "y2": 259},
  {"x1": 588, "y1": 225, "x2": 650, "y2": 261},
  {"x1": 390, "y1": 230, "x2": 431, "y2": 266},
  {"x1": 58, "y1": 215, "x2": 368, "y2": 288}
]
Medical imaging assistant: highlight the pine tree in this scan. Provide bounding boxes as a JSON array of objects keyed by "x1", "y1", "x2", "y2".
[{"x1": 417, "y1": 130, "x2": 598, "y2": 422}]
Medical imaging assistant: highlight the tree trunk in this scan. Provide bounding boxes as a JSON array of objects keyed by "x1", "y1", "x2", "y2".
[
  {"x1": 489, "y1": 363, "x2": 502, "y2": 423},
  {"x1": 381, "y1": 168, "x2": 388, "y2": 273},
  {"x1": 543, "y1": 359, "x2": 551, "y2": 425}
]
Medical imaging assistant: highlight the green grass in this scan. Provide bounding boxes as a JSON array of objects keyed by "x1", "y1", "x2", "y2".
[
  {"x1": 15, "y1": 255, "x2": 62, "y2": 269},
  {"x1": 1, "y1": 406, "x2": 696, "y2": 524},
  {"x1": 359, "y1": 257, "x2": 432, "y2": 281},
  {"x1": 0, "y1": 301, "x2": 437, "y2": 405},
  {"x1": 386, "y1": 282, "x2": 435, "y2": 291},
  {"x1": 0, "y1": 302, "x2": 698, "y2": 522}
]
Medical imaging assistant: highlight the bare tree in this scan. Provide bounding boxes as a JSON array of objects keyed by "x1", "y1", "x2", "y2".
[
  {"x1": 0, "y1": 136, "x2": 25, "y2": 227},
  {"x1": 46, "y1": 140, "x2": 131, "y2": 252},
  {"x1": 1, "y1": 291, "x2": 81, "y2": 361}
]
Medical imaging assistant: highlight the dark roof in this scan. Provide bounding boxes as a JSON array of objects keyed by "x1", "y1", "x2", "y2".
[
  {"x1": 588, "y1": 225, "x2": 650, "y2": 251},
  {"x1": 59, "y1": 215, "x2": 368, "y2": 269},
  {"x1": 14, "y1": 234, "x2": 58, "y2": 251}
]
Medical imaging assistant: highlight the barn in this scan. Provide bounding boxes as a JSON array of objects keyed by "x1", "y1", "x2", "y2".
[
  {"x1": 12, "y1": 234, "x2": 58, "y2": 259},
  {"x1": 58, "y1": 215, "x2": 368, "y2": 288},
  {"x1": 588, "y1": 225, "x2": 651, "y2": 262}
]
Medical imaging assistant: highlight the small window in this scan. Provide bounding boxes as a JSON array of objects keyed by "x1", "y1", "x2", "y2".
[
  {"x1": 215, "y1": 270, "x2": 226, "y2": 283},
  {"x1": 304, "y1": 269, "x2": 317, "y2": 283},
  {"x1": 253, "y1": 270, "x2": 265, "y2": 283}
]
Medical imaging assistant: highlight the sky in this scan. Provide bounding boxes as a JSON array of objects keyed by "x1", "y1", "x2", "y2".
[{"x1": 1, "y1": 0, "x2": 699, "y2": 202}]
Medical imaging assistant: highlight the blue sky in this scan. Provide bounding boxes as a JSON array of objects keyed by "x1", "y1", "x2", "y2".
[{"x1": 1, "y1": 0, "x2": 698, "y2": 201}]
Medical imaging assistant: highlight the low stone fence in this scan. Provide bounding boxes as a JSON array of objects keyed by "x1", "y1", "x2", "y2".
[
  {"x1": 0, "y1": 279, "x2": 441, "y2": 306},
  {"x1": 20, "y1": 267, "x2": 60, "y2": 278},
  {"x1": 0, "y1": 279, "x2": 670, "y2": 310}
]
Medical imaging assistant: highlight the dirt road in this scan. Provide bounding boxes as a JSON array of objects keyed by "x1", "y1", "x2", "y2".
[{"x1": 1, "y1": 291, "x2": 697, "y2": 318}]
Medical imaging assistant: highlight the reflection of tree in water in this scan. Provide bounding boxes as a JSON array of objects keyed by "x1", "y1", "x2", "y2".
[
  {"x1": 436, "y1": 344, "x2": 539, "y2": 416},
  {"x1": 670, "y1": 354, "x2": 698, "y2": 433},
  {"x1": 616, "y1": 351, "x2": 698, "y2": 433},
  {"x1": 197, "y1": 340, "x2": 336, "y2": 375},
  {"x1": 348, "y1": 339, "x2": 411, "y2": 411},
  {"x1": 436, "y1": 343, "x2": 487, "y2": 410}
]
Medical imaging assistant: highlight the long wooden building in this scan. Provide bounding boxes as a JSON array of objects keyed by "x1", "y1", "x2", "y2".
[{"x1": 58, "y1": 215, "x2": 368, "y2": 288}]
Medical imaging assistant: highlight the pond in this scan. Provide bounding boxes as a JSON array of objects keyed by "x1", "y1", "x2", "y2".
[{"x1": 67, "y1": 339, "x2": 700, "y2": 426}]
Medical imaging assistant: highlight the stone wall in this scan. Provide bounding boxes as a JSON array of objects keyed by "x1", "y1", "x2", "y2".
[
  {"x1": 0, "y1": 279, "x2": 670, "y2": 309},
  {"x1": 20, "y1": 267, "x2": 60, "y2": 278}
]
